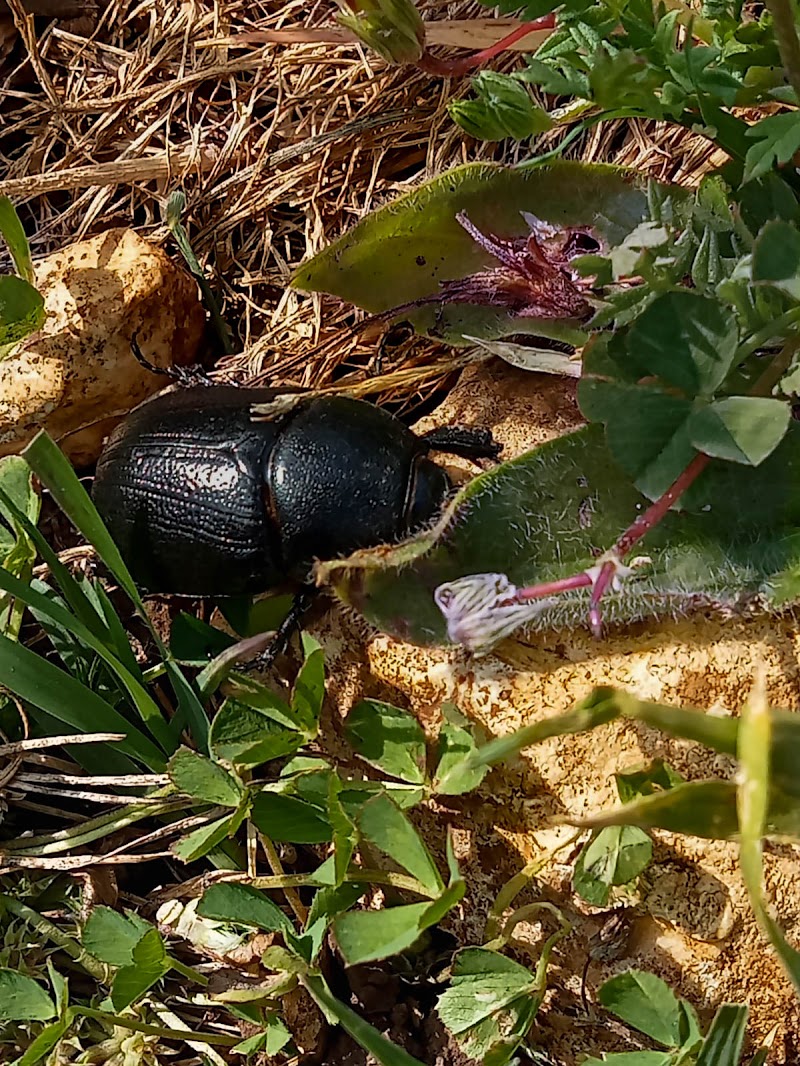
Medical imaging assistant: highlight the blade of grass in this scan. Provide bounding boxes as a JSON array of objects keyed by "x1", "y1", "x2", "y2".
[
  {"x1": 0, "y1": 630, "x2": 165, "y2": 770},
  {"x1": 23, "y1": 432, "x2": 145, "y2": 610},
  {"x1": 26, "y1": 708, "x2": 138, "y2": 775},
  {"x1": 0, "y1": 196, "x2": 35, "y2": 284},
  {"x1": 738, "y1": 675, "x2": 800, "y2": 996},
  {"x1": 0, "y1": 484, "x2": 116, "y2": 648},
  {"x1": 302, "y1": 973, "x2": 427, "y2": 1066},
  {"x1": 164, "y1": 192, "x2": 233, "y2": 355},
  {"x1": 0, "y1": 565, "x2": 173, "y2": 753},
  {"x1": 23, "y1": 431, "x2": 210, "y2": 751}
]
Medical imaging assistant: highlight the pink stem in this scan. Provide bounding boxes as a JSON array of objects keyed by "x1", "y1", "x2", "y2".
[
  {"x1": 515, "y1": 571, "x2": 593, "y2": 601},
  {"x1": 614, "y1": 452, "x2": 710, "y2": 557},
  {"x1": 417, "y1": 14, "x2": 557, "y2": 76},
  {"x1": 589, "y1": 560, "x2": 616, "y2": 638}
]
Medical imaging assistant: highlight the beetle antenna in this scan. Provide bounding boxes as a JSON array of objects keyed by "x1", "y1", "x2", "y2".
[{"x1": 130, "y1": 333, "x2": 170, "y2": 377}]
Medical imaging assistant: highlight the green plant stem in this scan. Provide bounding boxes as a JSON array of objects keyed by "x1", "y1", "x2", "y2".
[
  {"x1": 258, "y1": 831, "x2": 308, "y2": 925},
  {"x1": 749, "y1": 335, "x2": 800, "y2": 396},
  {"x1": 485, "y1": 831, "x2": 582, "y2": 941},
  {"x1": 484, "y1": 901, "x2": 568, "y2": 951},
  {"x1": 169, "y1": 957, "x2": 209, "y2": 987},
  {"x1": 764, "y1": 0, "x2": 800, "y2": 103},
  {"x1": 0, "y1": 895, "x2": 107, "y2": 980},
  {"x1": 77, "y1": 1006, "x2": 240, "y2": 1047},
  {"x1": 737, "y1": 308, "x2": 800, "y2": 361},
  {"x1": 246, "y1": 868, "x2": 437, "y2": 898}
]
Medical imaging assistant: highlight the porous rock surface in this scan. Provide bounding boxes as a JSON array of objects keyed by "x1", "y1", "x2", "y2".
[{"x1": 0, "y1": 227, "x2": 203, "y2": 467}]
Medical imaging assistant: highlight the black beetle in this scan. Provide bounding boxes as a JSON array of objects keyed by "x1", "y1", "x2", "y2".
[{"x1": 92, "y1": 352, "x2": 500, "y2": 659}]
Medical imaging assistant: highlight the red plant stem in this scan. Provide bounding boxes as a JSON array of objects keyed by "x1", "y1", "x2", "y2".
[
  {"x1": 417, "y1": 14, "x2": 557, "y2": 76},
  {"x1": 614, "y1": 452, "x2": 711, "y2": 557},
  {"x1": 515, "y1": 571, "x2": 593, "y2": 601},
  {"x1": 589, "y1": 560, "x2": 616, "y2": 638}
]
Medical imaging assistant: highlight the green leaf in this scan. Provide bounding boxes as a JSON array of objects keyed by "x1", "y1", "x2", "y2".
[
  {"x1": 344, "y1": 700, "x2": 427, "y2": 784},
  {"x1": 110, "y1": 928, "x2": 169, "y2": 1011},
  {"x1": 232, "y1": 1015, "x2": 293, "y2": 1057},
  {"x1": 356, "y1": 792, "x2": 444, "y2": 895},
  {"x1": 435, "y1": 948, "x2": 539, "y2": 1066},
  {"x1": 687, "y1": 397, "x2": 790, "y2": 465},
  {"x1": 751, "y1": 219, "x2": 800, "y2": 299},
  {"x1": 172, "y1": 808, "x2": 246, "y2": 863},
  {"x1": 334, "y1": 902, "x2": 434, "y2": 965},
  {"x1": 324, "y1": 421, "x2": 800, "y2": 650},
  {"x1": 581, "y1": 1055, "x2": 673, "y2": 1066},
  {"x1": 335, "y1": 841, "x2": 464, "y2": 967},
  {"x1": 0, "y1": 275, "x2": 44, "y2": 355},
  {"x1": 222, "y1": 673, "x2": 313, "y2": 734},
  {"x1": 15, "y1": 1016, "x2": 74, "y2": 1066},
  {"x1": 573, "y1": 826, "x2": 652, "y2": 906},
  {"x1": 291, "y1": 633, "x2": 325, "y2": 733},
  {"x1": 744, "y1": 111, "x2": 800, "y2": 182},
  {"x1": 598, "y1": 970, "x2": 688, "y2": 1047},
  {"x1": 448, "y1": 72, "x2": 553, "y2": 142},
  {"x1": 577, "y1": 377, "x2": 696, "y2": 501},
  {"x1": 695, "y1": 1004, "x2": 748, "y2": 1066},
  {"x1": 302, "y1": 883, "x2": 367, "y2": 962},
  {"x1": 626, "y1": 292, "x2": 738, "y2": 396},
  {"x1": 614, "y1": 759, "x2": 684, "y2": 803},
  {"x1": 293, "y1": 161, "x2": 654, "y2": 346},
  {"x1": 168, "y1": 748, "x2": 243, "y2": 807},
  {"x1": 170, "y1": 612, "x2": 236, "y2": 665},
  {"x1": 198, "y1": 882, "x2": 294, "y2": 935},
  {"x1": 302, "y1": 972, "x2": 426, "y2": 1066},
  {"x1": 46, "y1": 959, "x2": 67, "y2": 1019},
  {"x1": 251, "y1": 789, "x2": 332, "y2": 844},
  {"x1": 210, "y1": 699, "x2": 303, "y2": 769},
  {"x1": 737, "y1": 174, "x2": 799, "y2": 236},
  {"x1": 0, "y1": 969, "x2": 56, "y2": 1022},
  {"x1": 0, "y1": 196, "x2": 35, "y2": 283},
  {"x1": 82, "y1": 907, "x2": 151, "y2": 967},
  {"x1": 432, "y1": 704, "x2": 488, "y2": 796}
]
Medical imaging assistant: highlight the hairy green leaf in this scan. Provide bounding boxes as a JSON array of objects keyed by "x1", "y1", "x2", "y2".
[{"x1": 294, "y1": 161, "x2": 652, "y2": 346}]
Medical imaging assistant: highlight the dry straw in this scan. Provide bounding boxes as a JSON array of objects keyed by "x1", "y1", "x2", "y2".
[{"x1": 0, "y1": 0, "x2": 722, "y2": 414}]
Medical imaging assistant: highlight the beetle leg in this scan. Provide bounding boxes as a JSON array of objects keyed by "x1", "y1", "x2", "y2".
[
  {"x1": 245, "y1": 585, "x2": 318, "y2": 672},
  {"x1": 130, "y1": 334, "x2": 221, "y2": 388},
  {"x1": 420, "y1": 425, "x2": 502, "y2": 462}
]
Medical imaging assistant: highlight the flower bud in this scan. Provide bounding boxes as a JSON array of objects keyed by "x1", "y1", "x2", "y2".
[{"x1": 336, "y1": 0, "x2": 425, "y2": 65}]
